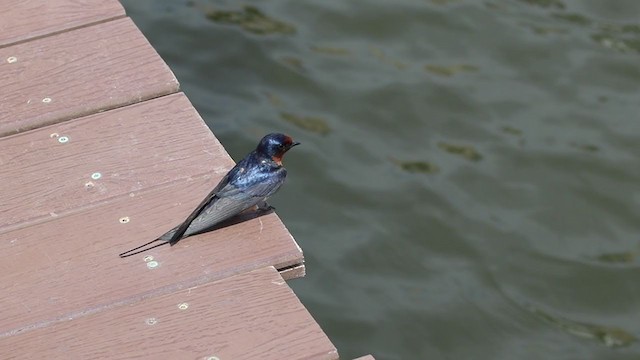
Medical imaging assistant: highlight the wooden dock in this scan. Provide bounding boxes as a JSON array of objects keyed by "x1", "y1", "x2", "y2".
[{"x1": 0, "y1": 1, "x2": 373, "y2": 359}]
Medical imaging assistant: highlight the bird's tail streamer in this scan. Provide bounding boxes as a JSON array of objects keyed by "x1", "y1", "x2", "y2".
[{"x1": 118, "y1": 238, "x2": 168, "y2": 258}]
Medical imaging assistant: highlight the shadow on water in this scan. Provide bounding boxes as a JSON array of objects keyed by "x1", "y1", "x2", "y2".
[{"x1": 121, "y1": 0, "x2": 640, "y2": 358}]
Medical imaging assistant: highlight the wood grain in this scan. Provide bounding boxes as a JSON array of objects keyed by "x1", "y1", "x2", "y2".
[
  {"x1": 0, "y1": 93, "x2": 222, "y2": 233},
  {"x1": 0, "y1": 0, "x2": 125, "y2": 47},
  {"x1": 0, "y1": 17, "x2": 179, "y2": 136},
  {"x1": 0, "y1": 267, "x2": 335, "y2": 360}
]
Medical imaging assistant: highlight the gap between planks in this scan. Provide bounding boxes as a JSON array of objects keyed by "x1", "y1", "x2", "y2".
[{"x1": 0, "y1": 15, "x2": 127, "y2": 49}]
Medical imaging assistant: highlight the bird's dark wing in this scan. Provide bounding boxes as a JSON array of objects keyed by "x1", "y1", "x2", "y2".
[
  {"x1": 167, "y1": 166, "x2": 286, "y2": 245},
  {"x1": 167, "y1": 172, "x2": 231, "y2": 245},
  {"x1": 168, "y1": 174, "x2": 285, "y2": 242},
  {"x1": 215, "y1": 172, "x2": 285, "y2": 199}
]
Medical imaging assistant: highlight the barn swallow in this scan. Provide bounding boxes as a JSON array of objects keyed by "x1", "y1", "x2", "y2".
[{"x1": 119, "y1": 133, "x2": 299, "y2": 258}]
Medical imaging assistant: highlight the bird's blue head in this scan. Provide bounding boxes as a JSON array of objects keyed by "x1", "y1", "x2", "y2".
[{"x1": 256, "y1": 133, "x2": 300, "y2": 164}]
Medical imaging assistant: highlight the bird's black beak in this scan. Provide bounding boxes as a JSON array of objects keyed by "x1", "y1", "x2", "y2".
[{"x1": 291, "y1": 141, "x2": 301, "y2": 148}]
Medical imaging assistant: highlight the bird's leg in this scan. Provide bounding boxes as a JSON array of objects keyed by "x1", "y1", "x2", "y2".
[{"x1": 256, "y1": 200, "x2": 275, "y2": 212}]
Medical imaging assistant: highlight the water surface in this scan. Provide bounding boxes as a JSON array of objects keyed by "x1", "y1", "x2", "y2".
[{"x1": 121, "y1": 1, "x2": 640, "y2": 358}]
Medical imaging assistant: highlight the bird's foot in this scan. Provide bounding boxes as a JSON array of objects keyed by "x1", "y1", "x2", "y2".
[{"x1": 256, "y1": 200, "x2": 275, "y2": 213}]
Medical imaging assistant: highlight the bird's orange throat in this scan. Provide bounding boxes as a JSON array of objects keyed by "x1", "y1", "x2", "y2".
[{"x1": 271, "y1": 154, "x2": 284, "y2": 166}]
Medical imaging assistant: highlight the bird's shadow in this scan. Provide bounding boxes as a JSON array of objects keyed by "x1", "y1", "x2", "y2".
[
  {"x1": 118, "y1": 207, "x2": 275, "y2": 258},
  {"x1": 189, "y1": 206, "x2": 274, "y2": 237}
]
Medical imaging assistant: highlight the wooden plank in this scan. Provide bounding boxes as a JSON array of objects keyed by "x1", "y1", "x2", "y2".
[
  {"x1": 0, "y1": 267, "x2": 336, "y2": 360},
  {"x1": 280, "y1": 263, "x2": 306, "y2": 280},
  {"x1": 0, "y1": 0, "x2": 125, "y2": 47},
  {"x1": 0, "y1": 171, "x2": 303, "y2": 335},
  {"x1": 0, "y1": 94, "x2": 218, "y2": 233},
  {"x1": 0, "y1": 93, "x2": 304, "y2": 333},
  {"x1": 0, "y1": 17, "x2": 179, "y2": 136}
]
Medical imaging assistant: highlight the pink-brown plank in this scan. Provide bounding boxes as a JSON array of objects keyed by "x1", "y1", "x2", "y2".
[
  {"x1": 0, "y1": 0, "x2": 125, "y2": 47},
  {"x1": 280, "y1": 263, "x2": 306, "y2": 280},
  {"x1": 0, "y1": 267, "x2": 336, "y2": 360},
  {"x1": 0, "y1": 17, "x2": 179, "y2": 136},
  {"x1": 0, "y1": 168, "x2": 303, "y2": 335},
  {"x1": 0, "y1": 94, "x2": 220, "y2": 233},
  {"x1": 0, "y1": 93, "x2": 304, "y2": 332}
]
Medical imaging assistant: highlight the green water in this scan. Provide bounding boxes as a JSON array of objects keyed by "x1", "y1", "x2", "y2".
[{"x1": 120, "y1": 1, "x2": 640, "y2": 359}]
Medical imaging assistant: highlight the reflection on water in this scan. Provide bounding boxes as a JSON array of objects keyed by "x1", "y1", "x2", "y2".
[
  {"x1": 121, "y1": 0, "x2": 640, "y2": 359},
  {"x1": 205, "y1": 5, "x2": 296, "y2": 35},
  {"x1": 280, "y1": 112, "x2": 332, "y2": 136},
  {"x1": 525, "y1": 303, "x2": 636, "y2": 348}
]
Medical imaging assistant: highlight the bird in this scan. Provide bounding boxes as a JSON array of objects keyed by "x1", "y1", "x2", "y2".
[{"x1": 119, "y1": 133, "x2": 299, "y2": 257}]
